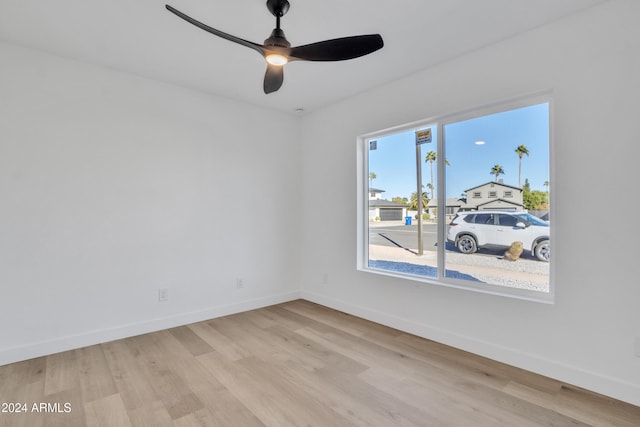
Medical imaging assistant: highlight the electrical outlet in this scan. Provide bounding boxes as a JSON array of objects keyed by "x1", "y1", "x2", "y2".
[
  {"x1": 236, "y1": 278, "x2": 244, "y2": 289},
  {"x1": 635, "y1": 336, "x2": 640, "y2": 357},
  {"x1": 321, "y1": 273, "x2": 329, "y2": 284},
  {"x1": 158, "y1": 288, "x2": 169, "y2": 302}
]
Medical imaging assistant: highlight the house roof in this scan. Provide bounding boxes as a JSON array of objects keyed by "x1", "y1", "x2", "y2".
[
  {"x1": 369, "y1": 188, "x2": 385, "y2": 193},
  {"x1": 369, "y1": 200, "x2": 407, "y2": 208},
  {"x1": 476, "y1": 198, "x2": 524, "y2": 208},
  {"x1": 427, "y1": 198, "x2": 468, "y2": 208},
  {"x1": 465, "y1": 181, "x2": 522, "y2": 192}
]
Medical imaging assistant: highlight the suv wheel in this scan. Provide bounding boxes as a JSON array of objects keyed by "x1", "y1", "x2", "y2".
[
  {"x1": 534, "y1": 239, "x2": 550, "y2": 262},
  {"x1": 456, "y1": 235, "x2": 477, "y2": 254}
]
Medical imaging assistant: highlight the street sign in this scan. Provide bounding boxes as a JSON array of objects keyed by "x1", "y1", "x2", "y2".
[{"x1": 415, "y1": 129, "x2": 432, "y2": 145}]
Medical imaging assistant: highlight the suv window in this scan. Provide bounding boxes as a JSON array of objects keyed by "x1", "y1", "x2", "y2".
[
  {"x1": 497, "y1": 214, "x2": 518, "y2": 227},
  {"x1": 514, "y1": 213, "x2": 549, "y2": 227},
  {"x1": 474, "y1": 213, "x2": 494, "y2": 224}
]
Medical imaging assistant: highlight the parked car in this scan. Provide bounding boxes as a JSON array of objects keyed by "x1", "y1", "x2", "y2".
[{"x1": 447, "y1": 211, "x2": 550, "y2": 261}]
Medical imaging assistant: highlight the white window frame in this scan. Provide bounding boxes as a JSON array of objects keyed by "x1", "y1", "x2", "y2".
[{"x1": 357, "y1": 91, "x2": 554, "y2": 303}]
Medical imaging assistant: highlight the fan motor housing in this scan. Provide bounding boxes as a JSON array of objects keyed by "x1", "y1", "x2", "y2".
[
  {"x1": 264, "y1": 28, "x2": 291, "y2": 48},
  {"x1": 267, "y1": 0, "x2": 290, "y2": 17}
]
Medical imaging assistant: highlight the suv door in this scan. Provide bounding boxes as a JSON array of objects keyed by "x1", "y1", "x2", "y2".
[
  {"x1": 495, "y1": 213, "x2": 534, "y2": 247},
  {"x1": 468, "y1": 212, "x2": 497, "y2": 246}
]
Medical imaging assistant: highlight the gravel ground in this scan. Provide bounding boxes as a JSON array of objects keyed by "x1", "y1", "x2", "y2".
[{"x1": 368, "y1": 245, "x2": 550, "y2": 292}]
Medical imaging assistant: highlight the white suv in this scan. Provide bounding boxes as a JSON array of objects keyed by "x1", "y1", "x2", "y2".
[{"x1": 447, "y1": 211, "x2": 550, "y2": 262}]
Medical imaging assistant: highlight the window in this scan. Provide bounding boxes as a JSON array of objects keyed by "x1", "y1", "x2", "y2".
[
  {"x1": 358, "y1": 93, "x2": 552, "y2": 302},
  {"x1": 497, "y1": 214, "x2": 518, "y2": 227}
]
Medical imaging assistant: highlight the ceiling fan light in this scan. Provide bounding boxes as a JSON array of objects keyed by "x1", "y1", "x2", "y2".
[{"x1": 266, "y1": 53, "x2": 288, "y2": 66}]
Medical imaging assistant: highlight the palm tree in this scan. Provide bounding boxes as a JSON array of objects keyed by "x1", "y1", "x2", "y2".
[
  {"x1": 426, "y1": 183, "x2": 434, "y2": 200},
  {"x1": 409, "y1": 190, "x2": 429, "y2": 214},
  {"x1": 425, "y1": 151, "x2": 437, "y2": 200},
  {"x1": 490, "y1": 164, "x2": 505, "y2": 181},
  {"x1": 515, "y1": 145, "x2": 530, "y2": 188},
  {"x1": 424, "y1": 151, "x2": 450, "y2": 201},
  {"x1": 369, "y1": 172, "x2": 376, "y2": 188}
]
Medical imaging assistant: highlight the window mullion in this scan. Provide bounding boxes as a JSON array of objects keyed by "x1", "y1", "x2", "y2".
[{"x1": 437, "y1": 123, "x2": 446, "y2": 280}]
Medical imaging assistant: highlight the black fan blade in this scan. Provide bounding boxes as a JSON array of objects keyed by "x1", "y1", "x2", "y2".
[
  {"x1": 264, "y1": 64, "x2": 284, "y2": 94},
  {"x1": 289, "y1": 34, "x2": 383, "y2": 62},
  {"x1": 166, "y1": 5, "x2": 266, "y2": 56}
]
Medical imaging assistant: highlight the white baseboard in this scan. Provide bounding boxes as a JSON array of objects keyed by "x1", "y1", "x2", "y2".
[
  {"x1": 300, "y1": 290, "x2": 640, "y2": 407},
  {"x1": 0, "y1": 291, "x2": 301, "y2": 367}
]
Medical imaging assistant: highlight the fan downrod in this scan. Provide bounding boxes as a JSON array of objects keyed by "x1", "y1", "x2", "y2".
[{"x1": 266, "y1": 0, "x2": 290, "y2": 17}]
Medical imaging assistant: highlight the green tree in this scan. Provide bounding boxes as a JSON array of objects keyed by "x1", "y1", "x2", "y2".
[
  {"x1": 392, "y1": 196, "x2": 409, "y2": 205},
  {"x1": 515, "y1": 145, "x2": 530, "y2": 188},
  {"x1": 522, "y1": 178, "x2": 549, "y2": 210},
  {"x1": 409, "y1": 191, "x2": 429, "y2": 213},
  {"x1": 490, "y1": 164, "x2": 505, "y2": 181},
  {"x1": 369, "y1": 172, "x2": 377, "y2": 188},
  {"x1": 523, "y1": 190, "x2": 549, "y2": 210}
]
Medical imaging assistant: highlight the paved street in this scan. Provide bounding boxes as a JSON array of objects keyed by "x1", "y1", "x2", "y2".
[{"x1": 369, "y1": 222, "x2": 438, "y2": 253}]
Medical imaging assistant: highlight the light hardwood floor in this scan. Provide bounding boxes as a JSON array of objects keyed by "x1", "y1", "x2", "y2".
[{"x1": 1, "y1": 300, "x2": 639, "y2": 426}]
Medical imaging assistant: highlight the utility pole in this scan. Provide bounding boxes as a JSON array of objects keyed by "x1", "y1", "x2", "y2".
[
  {"x1": 416, "y1": 143, "x2": 424, "y2": 255},
  {"x1": 415, "y1": 128, "x2": 432, "y2": 255}
]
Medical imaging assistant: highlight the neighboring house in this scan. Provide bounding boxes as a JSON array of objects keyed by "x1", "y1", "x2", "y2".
[
  {"x1": 427, "y1": 181, "x2": 524, "y2": 220},
  {"x1": 368, "y1": 188, "x2": 386, "y2": 200},
  {"x1": 369, "y1": 188, "x2": 408, "y2": 221},
  {"x1": 466, "y1": 181, "x2": 524, "y2": 210},
  {"x1": 426, "y1": 198, "x2": 470, "y2": 221}
]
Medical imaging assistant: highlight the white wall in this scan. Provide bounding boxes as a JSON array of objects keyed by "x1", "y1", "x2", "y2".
[
  {"x1": 0, "y1": 42, "x2": 301, "y2": 364},
  {"x1": 299, "y1": 0, "x2": 640, "y2": 406}
]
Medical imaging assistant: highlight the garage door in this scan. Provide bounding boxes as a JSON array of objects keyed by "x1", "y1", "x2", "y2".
[{"x1": 379, "y1": 208, "x2": 403, "y2": 221}]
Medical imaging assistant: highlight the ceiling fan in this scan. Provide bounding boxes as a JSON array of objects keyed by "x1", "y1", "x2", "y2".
[{"x1": 165, "y1": 0, "x2": 384, "y2": 94}]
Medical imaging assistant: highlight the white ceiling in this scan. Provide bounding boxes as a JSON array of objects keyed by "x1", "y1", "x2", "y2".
[{"x1": 1, "y1": 0, "x2": 606, "y2": 114}]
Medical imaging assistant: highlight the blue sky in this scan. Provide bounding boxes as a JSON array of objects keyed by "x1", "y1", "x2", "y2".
[{"x1": 368, "y1": 103, "x2": 549, "y2": 200}]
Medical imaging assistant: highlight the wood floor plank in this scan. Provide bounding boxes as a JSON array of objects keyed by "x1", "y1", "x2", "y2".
[
  {"x1": 265, "y1": 323, "x2": 367, "y2": 375},
  {"x1": 44, "y1": 349, "x2": 79, "y2": 396},
  {"x1": 205, "y1": 315, "x2": 280, "y2": 360},
  {"x1": 76, "y1": 345, "x2": 118, "y2": 403},
  {"x1": 264, "y1": 351, "x2": 443, "y2": 427},
  {"x1": 33, "y1": 388, "x2": 86, "y2": 427},
  {"x1": 168, "y1": 326, "x2": 214, "y2": 357},
  {"x1": 171, "y1": 358, "x2": 264, "y2": 426},
  {"x1": 123, "y1": 332, "x2": 205, "y2": 420},
  {"x1": 187, "y1": 322, "x2": 252, "y2": 362},
  {"x1": 101, "y1": 339, "x2": 160, "y2": 411},
  {"x1": 1, "y1": 300, "x2": 638, "y2": 427},
  {"x1": 84, "y1": 393, "x2": 132, "y2": 427},
  {"x1": 555, "y1": 384, "x2": 640, "y2": 427},
  {"x1": 125, "y1": 400, "x2": 174, "y2": 427},
  {"x1": 262, "y1": 304, "x2": 337, "y2": 334},
  {"x1": 196, "y1": 351, "x2": 307, "y2": 427}
]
